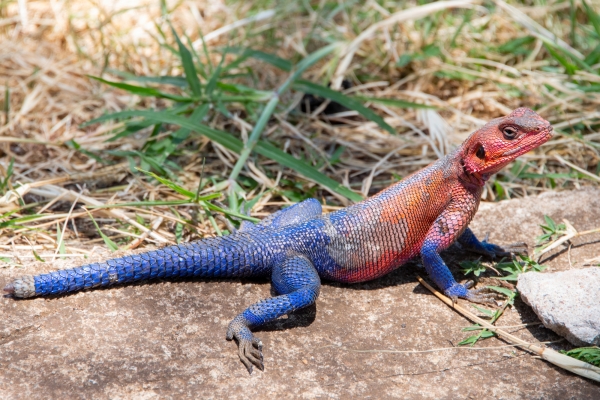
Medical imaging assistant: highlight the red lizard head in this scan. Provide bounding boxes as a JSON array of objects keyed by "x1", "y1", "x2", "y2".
[{"x1": 460, "y1": 108, "x2": 553, "y2": 184}]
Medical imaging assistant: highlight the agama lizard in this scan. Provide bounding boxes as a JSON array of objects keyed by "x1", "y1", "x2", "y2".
[{"x1": 4, "y1": 107, "x2": 553, "y2": 373}]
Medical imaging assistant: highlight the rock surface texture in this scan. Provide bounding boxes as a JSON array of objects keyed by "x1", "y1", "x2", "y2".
[
  {"x1": 1, "y1": 187, "x2": 600, "y2": 398},
  {"x1": 518, "y1": 268, "x2": 600, "y2": 346}
]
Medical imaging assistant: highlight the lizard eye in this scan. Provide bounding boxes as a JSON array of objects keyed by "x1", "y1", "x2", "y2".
[
  {"x1": 502, "y1": 126, "x2": 518, "y2": 140},
  {"x1": 475, "y1": 145, "x2": 485, "y2": 160}
]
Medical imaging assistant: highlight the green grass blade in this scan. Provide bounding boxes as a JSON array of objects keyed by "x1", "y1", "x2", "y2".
[
  {"x1": 228, "y1": 95, "x2": 278, "y2": 181},
  {"x1": 194, "y1": 27, "x2": 212, "y2": 77},
  {"x1": 105, "y1": 69, "x2": 188, "y2": 87},
  {"x1": 171, "y1": 27, "x2": 202, "y2": 97},
  {"x1": 206, "y1": 55, "x2": 225, "y2": 97},
  {"x1": 106, "y1": 120, "x2": 157, "y2": 142},
  {"x1": 89, "y1": 76, "x2": 193, "y2": 102},
  {"x1": 561, "y1": 347, "x2": 600, "y2": 367},
  {"x1": 486, "y1": 286, "x2": 515, "y2": 298},
  {"x1": 497, "y1": 36, "x2": 536, "y2": 54},
  {"x1": 238, "y1": 48, "x2": 293, "y2": 72},
  {"x1": 185, "y1": 34, "x2": 208, "y2": 80},
  {"x1": 294, "y1": 79, "x2": 396, "y2": 134},
  {"x1": 278, "y1": 42, "x2": 339, "y2": 94},
  {"x1": 87, "y1": 110, "x2": 243, "y2": 150},
  {"x1": 32, "y1": 249, "x2": 45, "y2": 262},
  {"x1": 544, "y1": 43, "x2": 578, "y2": 74},
  {"x1": 84, "y1": 210, "x2": 119, "y2": 252},
  {"x1": 583, "y1": 0, "x2": 600, "y2": 37},
  {"x1": 541, "y1": 38, "x2": 594, "y2": 73},
  {"x1": 0, "y1": 214, "x2": 49, "y2": 229},
  {"x1": 584, "y1": 43, "x2": 600, "y2": 66},
  {"x1": 165, "y1": 104, "x2": 210, "y2": 155},
  {"x1": 223, "y1": 48, "x2": 293, "y2": 73},
  {"x1": 355, "y1": 95, "x2": 436, "y2": 110},
  {"x1": 137, "y1": 168, "x2": 196, "y2": 198}
]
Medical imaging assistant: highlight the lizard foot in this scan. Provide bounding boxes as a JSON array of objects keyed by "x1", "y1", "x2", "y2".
[
  {"x1": 226, "y1": 316, "x2": 264, "y2": 374},
  {"x1": 444, "y1": 281, "x2": 500, "y2": 305},
  {"x1": 473, "y1": 240, "x2": 528, "y2": 259}
]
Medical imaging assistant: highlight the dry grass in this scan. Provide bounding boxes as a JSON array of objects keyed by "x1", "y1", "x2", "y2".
[{"x1": 1, "y1": 0, "x2": 600, "y2": 261}]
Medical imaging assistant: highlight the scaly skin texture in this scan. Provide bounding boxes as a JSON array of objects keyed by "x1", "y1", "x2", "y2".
[{"x1": 4, "y1": 108, "x2": 553, "y2": 373}]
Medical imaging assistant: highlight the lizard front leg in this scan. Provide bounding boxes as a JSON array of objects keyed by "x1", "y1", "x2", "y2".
[
  {"x1": 226, "y1": 253, "x2": 321, "y2": 373},
  {"x1": 420, "y1": 204, "x2": 496, "y2": 304}
]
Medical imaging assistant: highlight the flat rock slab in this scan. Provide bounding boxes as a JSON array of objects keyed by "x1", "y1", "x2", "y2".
[
  {"x1": 518, "y1": 268, "x2": 600, "y2": 346},
  {"x1": 2, "y1": 188, "x2": 600, "y2": 398}
]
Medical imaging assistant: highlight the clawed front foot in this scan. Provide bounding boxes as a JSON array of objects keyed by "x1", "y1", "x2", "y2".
[
  {"x1": 444, "y1": 281, "x2": 501, "y2": 305},
  {"x1": 226, "y1": 315, "x2": 264, "y2": 374}
]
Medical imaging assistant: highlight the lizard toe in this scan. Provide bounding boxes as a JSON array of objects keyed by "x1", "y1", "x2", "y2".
[
  {"x1": 226, "y1": 315, "x2": 265, "y2": 373},
  {"x1": 238, "y1": 338, "x2": 264, "y2": 374},
  {"x1": 444, "y1": 282, "x2": 499, "y2": 305},
  {"x1": 480, "y1": 241, "x2": 510, "y2": 258},
  {"x1": 480, "y1": 241, "x2": 528, "y2": 258},
  {"x1": 464, "y1": 289, "x2": 499, "y2": 305},
  {"x1": 464, "y1": 280, "x2": 476, "y2": 290},
  {"x1": 500, "y1": 241, "x2": 528, "y2": 255}
]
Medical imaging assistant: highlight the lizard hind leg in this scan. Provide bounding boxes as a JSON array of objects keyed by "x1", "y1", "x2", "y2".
[
  {"x1": 225, "y1": 254, "x2": 321, "y2": 373},
  {"x1": 240, "y1": 198, "x2": 323, "y2": 233}
]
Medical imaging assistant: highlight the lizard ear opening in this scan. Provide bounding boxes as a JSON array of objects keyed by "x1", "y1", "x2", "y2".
[{"x1": 475, "y1": 145, "x2": 486, "y2": 160}]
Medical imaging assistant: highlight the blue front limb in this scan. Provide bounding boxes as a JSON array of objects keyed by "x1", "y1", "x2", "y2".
[
  {"x1": 421, "y1": 239, "x2": 469, "y2": 299},
  {"x1": 421, "y1": 232, "x2": 499, "y2": 304}
]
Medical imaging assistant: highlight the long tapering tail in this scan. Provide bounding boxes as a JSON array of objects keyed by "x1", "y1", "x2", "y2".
[{"x1": 4, "y1": 233, "x2": 273, "y2": 298}]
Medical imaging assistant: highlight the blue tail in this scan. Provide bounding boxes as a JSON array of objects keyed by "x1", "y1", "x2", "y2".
[{"x1": 4, "y1": 233, "x2": 273, "y2": 298}]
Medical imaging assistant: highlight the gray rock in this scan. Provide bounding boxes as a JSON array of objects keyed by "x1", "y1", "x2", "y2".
[{"x1": 517, "y1": 268, "x2": 600, "y2": 346}]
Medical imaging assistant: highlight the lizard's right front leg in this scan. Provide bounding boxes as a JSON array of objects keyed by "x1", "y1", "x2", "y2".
[
  {"x1": 420, "y1": 203, "x2": 497, "y2": 304},
  {"x1": 226, "y1": 254, "x2": 320, "y2": 373}
]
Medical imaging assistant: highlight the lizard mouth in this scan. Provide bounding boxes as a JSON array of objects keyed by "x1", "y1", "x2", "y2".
[{"x1": 500, "y1": 125, "x2": 554, "y2": 158}]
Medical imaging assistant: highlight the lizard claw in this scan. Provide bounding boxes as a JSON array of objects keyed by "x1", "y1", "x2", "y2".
[
  {"x1": 226, "y1": 316, "x2": 264, "y2": 374},
  {"x1": 464, "y1": 287, "x2": 500, "y2": 305},
  {"x1": 444, "y1": 281, "x2": 500, "y2": 305},
  {"x1": 237, "y1": 336, "x2": 264, "y2": 374},
  {"x1": 477, "y1": 241, "x2": 528, "y2": 259},
  {"x1": 497, "y1": 241, "x2": 528, "y2": 255}
]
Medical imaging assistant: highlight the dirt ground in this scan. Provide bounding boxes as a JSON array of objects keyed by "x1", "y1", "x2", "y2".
[{"x1": 1, "y1": 187, "x2": 599, "y2": 399}]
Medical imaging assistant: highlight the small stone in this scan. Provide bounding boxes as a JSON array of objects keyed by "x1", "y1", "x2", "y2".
[{"x1": 517, "y1": 268, "x2": 600, "y2": 346}]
